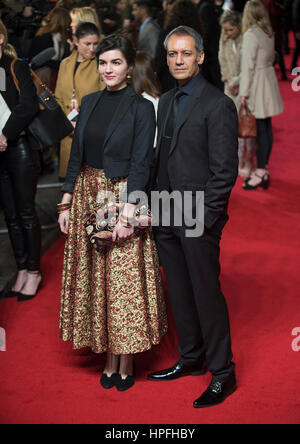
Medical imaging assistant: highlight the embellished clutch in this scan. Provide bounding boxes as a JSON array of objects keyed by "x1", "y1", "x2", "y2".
[{"x1": 84, "y1": 202, "x2": 151, "y2": 252}]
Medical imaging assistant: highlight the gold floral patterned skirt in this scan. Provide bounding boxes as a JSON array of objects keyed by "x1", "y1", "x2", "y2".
[{"x1": 60, "y1": 166, "x2": 168, "y2": 355}]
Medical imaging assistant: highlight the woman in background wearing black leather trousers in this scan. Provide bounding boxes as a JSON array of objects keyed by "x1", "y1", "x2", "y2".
[{"x1": 0, "y1": 19, "x2": 41, "y2": 302}]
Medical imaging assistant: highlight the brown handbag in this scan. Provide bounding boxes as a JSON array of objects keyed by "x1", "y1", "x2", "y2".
[{"x1": 238, "y1": 104, "x2": 257, "y2": 138}]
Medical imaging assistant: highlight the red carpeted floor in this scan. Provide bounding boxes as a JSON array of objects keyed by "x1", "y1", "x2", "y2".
[{"x1": 1, "y1": 62, "x2": 300, "y2": 425}]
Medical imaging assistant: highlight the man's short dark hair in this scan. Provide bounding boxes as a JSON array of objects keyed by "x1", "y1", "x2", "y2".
[
  {"x1": 164, "y1": 26, "x2": 204, "y2": 54},
  {"x1": 133, "y1": 0, "x2": 153, "y2": 13}
]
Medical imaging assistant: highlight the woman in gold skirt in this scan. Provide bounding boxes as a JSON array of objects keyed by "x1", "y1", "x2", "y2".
[{"x1": 58, "y1": 34, "x2": 168, "y2": 391}]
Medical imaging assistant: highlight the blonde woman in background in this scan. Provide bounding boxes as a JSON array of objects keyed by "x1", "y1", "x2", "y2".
[
  {"x1": 219, "y1": 10, "x2": 256, "y2": 178},
  {"x1": 55, "y1": 22, "x2": 105, "y2": 179},
  {"x1": 240, "y1": 0, "x2": 283, "y2": 191},
  {"x1": 69, "y1": 6, "x2": 103, "y2": 48}
]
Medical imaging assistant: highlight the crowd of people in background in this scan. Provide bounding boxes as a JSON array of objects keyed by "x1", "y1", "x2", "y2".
[
  {"x1": 0, "y1": 0, "x2": 295, "y2": 290},
  {"x1": 1, "y1": 0, "x2": 299, "y2": 85}
]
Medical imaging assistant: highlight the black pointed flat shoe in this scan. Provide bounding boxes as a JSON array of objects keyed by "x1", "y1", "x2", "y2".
[
  {"x1": 100, "y1": 372, "x2": 118, "y2": 389},
  {"x1": 116, "y1": 374, "x2": 135, "y2": 392},
  {"x1": 116, "y1": 362, "x2": 135, "y2": 392}
]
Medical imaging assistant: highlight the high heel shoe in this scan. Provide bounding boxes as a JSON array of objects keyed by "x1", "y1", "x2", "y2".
[
  {"x1": 116, "y1": 362, "x2": 135, "y2": 392},
  {"x1": 5, "y1": 290, "x2": 21, "y2": 299},
  {"x1": 18, "y1": 272, "x2": 42, "y2": 302},
  {"x1": 243, "y1": 173, "x2": 270, "y2": 191}
]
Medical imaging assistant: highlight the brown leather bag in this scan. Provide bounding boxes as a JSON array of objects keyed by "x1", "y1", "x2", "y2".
[{"x1": 238, "y1": 104, "x2": 257, "y2": 138}]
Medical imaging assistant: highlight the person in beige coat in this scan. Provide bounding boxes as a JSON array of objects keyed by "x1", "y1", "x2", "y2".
[
  {"x1": 240, "y1": 0, "x2": 283, "y2": 190},
  {"x1": 55, "y1": 22, "x2": 105, "y2": 178},
  {"x1": 219, "y1": 10, "x2": 256, "y2": 178}
]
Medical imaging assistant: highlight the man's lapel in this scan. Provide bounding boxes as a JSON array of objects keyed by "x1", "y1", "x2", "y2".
[
  {"x1": 155, "y1": 89, "x2": 175, "y2": 161},
  {"x1": 169, "y1": 75, "x2": 207, "y2": 156}
]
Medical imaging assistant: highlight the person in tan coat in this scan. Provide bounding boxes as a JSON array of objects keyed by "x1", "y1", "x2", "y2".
[
  {"x1": 55, "y1": 22, "x2": 105, "y2": 178},
  {"x1": 240, "y1": 0, "x2": 284, "y2": 190},
  {"x1": 219, "y1": 10, "x2": 256, "y2": 178}
]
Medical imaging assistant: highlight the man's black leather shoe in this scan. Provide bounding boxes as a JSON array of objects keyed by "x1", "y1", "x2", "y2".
[
  {"x1": 193, "y1": 373, "x2": 237, "y2": 408},
  {"x1": 147, "y1": 360, "x2": 206, "y2": 381}
]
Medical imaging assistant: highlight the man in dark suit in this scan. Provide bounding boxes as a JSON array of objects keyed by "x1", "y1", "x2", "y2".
[
  {"x1": 132, "y1": 0, "x2": 161, "y2": 60},
  {"x1": 147, "y1": 26, "x2": 239, "y2": 408}
]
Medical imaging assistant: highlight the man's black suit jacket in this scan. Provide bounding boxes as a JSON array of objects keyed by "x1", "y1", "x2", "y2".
[{"x1": 152, "y1": 74, "x2": 239, "y2": 233}]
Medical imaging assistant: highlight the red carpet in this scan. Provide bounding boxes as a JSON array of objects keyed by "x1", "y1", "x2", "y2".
[{"x1": 1, "y1": 65, "x2": 300, "y2": 425}]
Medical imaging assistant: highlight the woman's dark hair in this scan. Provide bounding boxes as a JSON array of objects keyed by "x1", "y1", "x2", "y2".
[
  {"x1": 95, "y1": 34, "x2": 136, "y2": 67},
  {"x1": 132, "y1": 51, "x2": 162, "y2": 98},
  {"x1": 75, "y1": 21, "x2": 100, "y2": 40},
  {"x1": 164, "y1": 0, "x2": 203, "y2": 35}
]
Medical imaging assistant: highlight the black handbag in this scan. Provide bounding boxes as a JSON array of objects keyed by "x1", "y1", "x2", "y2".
[{"x1": 11, "y1": 59, "x2": 74, "y2": 150}]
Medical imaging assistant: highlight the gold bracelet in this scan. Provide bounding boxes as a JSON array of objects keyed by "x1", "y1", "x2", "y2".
[{"x1": 57, "y1": 202, "x2": 71, "y2": 213}]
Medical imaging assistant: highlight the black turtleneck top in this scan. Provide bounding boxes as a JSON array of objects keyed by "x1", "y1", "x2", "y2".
[{"x1": 83, "y1": 86, "x2": 129, "y2": 169}]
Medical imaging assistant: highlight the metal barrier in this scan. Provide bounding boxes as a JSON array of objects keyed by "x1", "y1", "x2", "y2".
[{"x1": 0, "y1": 183, "x2": 62, "y2": 235}]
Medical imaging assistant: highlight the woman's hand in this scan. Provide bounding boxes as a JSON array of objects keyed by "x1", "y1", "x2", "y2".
[
  {"x1": 112, "y1": 221, "x2": 134, "y2": 242},
  {"x1": 0, "y1": 134, "x2": 8, "y2": 152},
  {"x1": 241, "y1": 96, "x2": 248, "y2": 107},
  {"x1": 58, "y1": 210, "x2": 70, "y2": 235},
  {"x1": 58, "y1": 193, "x2": 72, "y2": 234},
  {"x1": 112, "y1": 203, "x2": 136, "y2": 242},
  {"x1": 229, "y1": 84, "x2": 239, "y2": 97}
]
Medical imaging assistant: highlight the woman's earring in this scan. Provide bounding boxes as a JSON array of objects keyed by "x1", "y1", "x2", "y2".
[{"x1": 126, "y1": 73, "x2": 132, "y2": 80}]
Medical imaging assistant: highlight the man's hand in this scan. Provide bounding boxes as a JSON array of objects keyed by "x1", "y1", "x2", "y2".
[{"x1": 0, "y1": 134, "x2": 8, "y2": 152}]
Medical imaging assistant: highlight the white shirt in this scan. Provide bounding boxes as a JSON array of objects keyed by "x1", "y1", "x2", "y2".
[{"x1": 142, "y1": 92, "x2": 159, "y2": 147}]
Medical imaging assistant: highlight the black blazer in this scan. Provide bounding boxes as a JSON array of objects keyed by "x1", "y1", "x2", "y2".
[
  {"x1": 152, "y1": 74, "x2": 239, "y2": 233},
  {"x1": 0, "y1": 54, "x2": 39, "y2": 141},
  {"x1": 62, "y1": 86, "x2": 156, "y2": 203}
]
